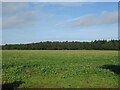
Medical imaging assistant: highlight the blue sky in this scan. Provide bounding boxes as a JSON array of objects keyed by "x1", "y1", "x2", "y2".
[{"x1": 2, "y1": 2, "x2": 118, "y2": 44}]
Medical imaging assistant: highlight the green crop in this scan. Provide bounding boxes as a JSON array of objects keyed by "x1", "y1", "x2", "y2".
[{"x1": 2, "y1": 50, "x2": 119, "y2": 88}]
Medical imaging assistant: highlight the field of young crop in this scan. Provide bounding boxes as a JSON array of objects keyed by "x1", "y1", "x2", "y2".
[{"x1": 2, "y1": 50, "x2": 119, "y2": 88}]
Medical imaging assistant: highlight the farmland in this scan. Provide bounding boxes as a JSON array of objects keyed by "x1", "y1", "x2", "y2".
[{"x1": 2, "y1": 50, "x2": 119, "y2": 88}]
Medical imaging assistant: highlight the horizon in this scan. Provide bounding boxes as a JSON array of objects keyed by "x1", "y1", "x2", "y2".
[
  {"x1": 1, "y1": 39, "x2": 119, "y2": 45},
  {"x1": 2, "y1": 2, "x2": 118, "y2": 45}
]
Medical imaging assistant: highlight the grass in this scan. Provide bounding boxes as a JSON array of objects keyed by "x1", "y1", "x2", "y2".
[{"x1": 2, "y1": 50, "x2": 119, "y2": 88}]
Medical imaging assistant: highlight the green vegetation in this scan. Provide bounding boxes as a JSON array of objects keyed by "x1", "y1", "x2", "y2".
[
  {"x1": 2, "y1": 40, "x2": 119, "y2": 50},
  {"x1": 2, "y1": 50, "x2": 119, "y2": 88}
]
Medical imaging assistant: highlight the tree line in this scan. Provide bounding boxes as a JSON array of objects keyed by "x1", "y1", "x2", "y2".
[{"x1": 2, "y1": 40, "x2": 120, "y2": 50}]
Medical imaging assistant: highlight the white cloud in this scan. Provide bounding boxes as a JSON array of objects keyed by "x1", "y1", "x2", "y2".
[
  {"x1": 3, "y1": 10, "x2": 38, "y2": 29},
  {"x1": 44, "y1": 2, "x2": 84, "y2": 7},
  {"x1": 55, "y1": 11, "x2": 118, "y2": 28},
  {"x1": 2, "y1": 2, "x2": 118, "y2": 30},
  {"x1": 2, "y1": 2, "x2": 29, "y2": 16},
  {"x1": 2, "y1": 2, "x2": 53, "y2": 30},
  {"x1": 1, "y1": 0, "x2": 119, "y2": 2},
  {"x1": 2, "y1": 2, "x2": 39, "y2": 29},
  {"x1": 0, "y1": 3, "x2": 2, "y2": 29},
  {"x1": 55, "y1": 16, "x2": 82, "y2": 26},
  {"x1": 74, "y1": 11, "x2": 118, "y2": 27},
  {"x1": 0, "y1": 3, "x2": 1, "y2": 16}
]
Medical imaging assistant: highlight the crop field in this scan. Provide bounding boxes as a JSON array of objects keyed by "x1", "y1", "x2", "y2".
[{"x1": 2, "y1": 50, "x2": 119, "y2": 88}]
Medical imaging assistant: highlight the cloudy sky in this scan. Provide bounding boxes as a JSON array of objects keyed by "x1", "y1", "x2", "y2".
[{"x1": 2, "y1": 2, "x2": 118, "y2": 44}]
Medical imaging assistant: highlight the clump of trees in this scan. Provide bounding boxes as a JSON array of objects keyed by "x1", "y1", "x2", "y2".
[{"x1": 2, "y1": 40, "x2": 120, "y2": 50}]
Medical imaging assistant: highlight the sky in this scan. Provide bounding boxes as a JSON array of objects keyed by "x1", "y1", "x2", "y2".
[{"x1": 2, "y1": 2, "x2": 118, "y2": 44}]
